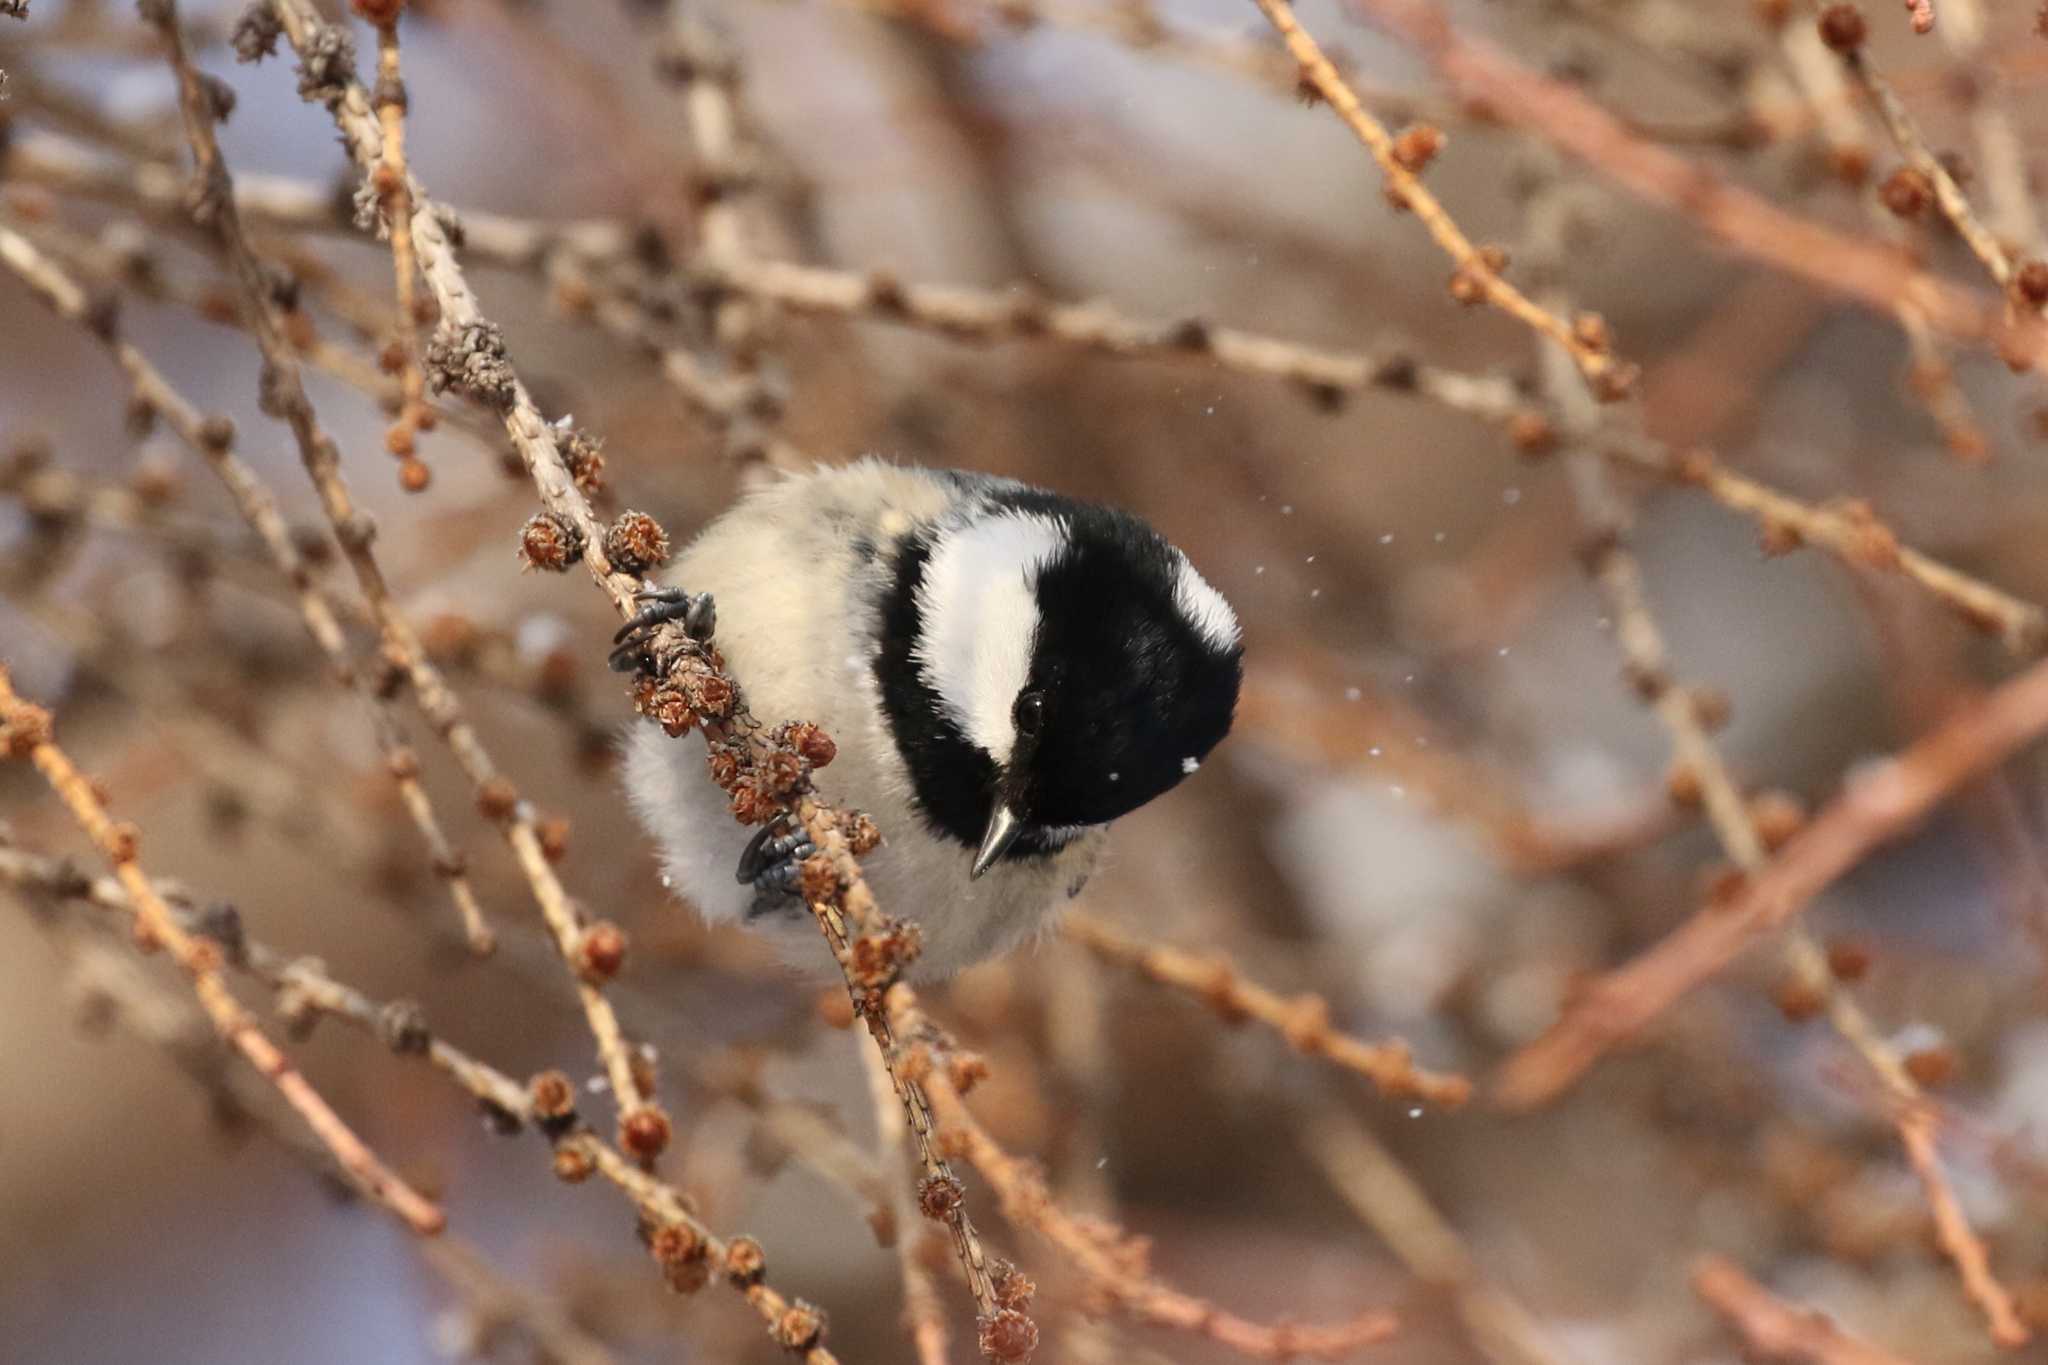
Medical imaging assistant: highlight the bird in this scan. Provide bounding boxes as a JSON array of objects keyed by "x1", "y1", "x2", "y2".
[{"x1": 617, "y1": 458, "x2": 1242, "y2": 979}]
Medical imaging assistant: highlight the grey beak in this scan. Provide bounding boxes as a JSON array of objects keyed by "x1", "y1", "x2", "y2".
[{"x1": 971, "y1": 804, "x2": 1025, "y2": 880}]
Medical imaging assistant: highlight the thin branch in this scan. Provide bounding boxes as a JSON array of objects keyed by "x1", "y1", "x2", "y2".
[
  {"x1": 913, "y1": 992, "x2": 1401, "y2": 1360},
  {"x1": 1306, "y1": 1117, "x2": 1575, "y2": 1365},
  {"x1": 155, "y1": 1, "x2": 653, "y2": 1142},
  {"x1": 258, "y1": 2, "x2": 1019, "y2": 1341},
  {"x1": 1249, "y1": 0, "x2": 1636, "y2": 400},
  {"x1": 1692, "y1": 1256, "x2": 1918, "y2": 1365},
  {"x1": 0, "y1": 667, "x2": 445, "y2": 1234},
  {"x1": 0, "y1": 218, "x2": 494, "y2": 955},
  {"x1": 364, "y1": 3, "x2": 432, "y2": 485},
  {"x1": 1495, "y1": 650, "x2": 2048, "y2": 1106},
  {"x1": 1060, "y1": 912, "x2": 1471, "y2": 1108},
  {"x1": 0, "y1": 842, "x2": 837, "y2": 1363},
  {"x1": 1339, "y1": 0, "x2": 2043, "y2": 369}
]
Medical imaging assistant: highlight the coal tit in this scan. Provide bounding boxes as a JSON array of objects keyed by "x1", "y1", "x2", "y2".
[{"x1": 620, "y1": 459, "x2": 1242, "y2": 978}]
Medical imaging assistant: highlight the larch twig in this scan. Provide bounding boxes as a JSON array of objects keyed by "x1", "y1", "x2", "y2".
[{"x1": 0, "y1": 667, "x2": 445, "y2": 1234}]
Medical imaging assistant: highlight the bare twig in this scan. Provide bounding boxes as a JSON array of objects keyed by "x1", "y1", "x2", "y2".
[
  {"x1": 156, "y1": 1, "x2": 652, "y2": 1139},
  {"x1": 0, "y1": 667, "x2": 445, "y2": 1234},
  {"x1": 1692, "y1": 1256, "x2": 1917, "y2": 1365},
  {"x1": 0, "y1": 219, "x2": 495, "y2": 955},
  {"x1": 1061, "y1": 912, "x2": 1471, "y2": 1108},
  {"x1": 915, "y1": 998, "x2": 1401, "y2": 1360},
  {"x1": 1249, "y1": 0, "x2": 1636, "y2": 400},
  {"x1": 1307, "y1": 1117, "x2": 1574, "y2": 1365},
  {"x1": 1496, "y1": 652, "x2": 2048, "y2": 1105}
]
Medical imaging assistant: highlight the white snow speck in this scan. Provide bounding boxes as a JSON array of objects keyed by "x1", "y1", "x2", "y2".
[
  {"x1": 1502, "y1": 487, "x2": 1522, "y2": 505},
  {"x1": 1343, "y1": 686, "x2": 1362, "y2": 702},
  {"x1": 1181, "y1": 756, "x2": 1201, "y2": 775}
]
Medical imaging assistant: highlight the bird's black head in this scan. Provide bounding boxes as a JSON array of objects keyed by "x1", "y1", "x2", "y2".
[{"x1": 875, "y1": 485, "x2": 1242, "y2": 877}]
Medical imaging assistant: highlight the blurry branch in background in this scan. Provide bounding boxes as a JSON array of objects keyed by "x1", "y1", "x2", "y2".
[
  {"x1": 254, "y1": 0, "x2": 1024, "y2": 1345},
  {"x1": 0, "y1": 838, "x2": 839, "y2": 1364},
  {"x1": 160, "y1": 0, "x2": 671, "y2": 1158},
  {"x1": 1497, "y1": 651, "x2": 2048, "y2": 1105},
  {"x1": 1251, "y1": 0, "x2": 1637, "y2": 400},
  {"x1": 1338, "y1": 0, "x2": 2044, "y2": 368},
  {"x1": 0, "y1": 221, "x2": 495, "y2": 955},
  {"x1": 910, "y1": 987, "x2": 1403, "y2": 1360},
  {"x1": 1307, "y1": 1116, "x2": 1574, "y2": 1365},
  {"x1": 1691, "y1": 1256, "x2": 1917, "y2": 1365},
  {"x1": 15, "y1": 129, "x2": 2047, "y2": 653},
  {"x1": 1061, "y1": 911, "x2": 1472, "y2": 1107},
  {"x1": 0, "y1": 669, "x2": 445, "y2": 1235},
  {"x1": 1525, "y1": 162, "x2": 2027, "y2": 1346}
]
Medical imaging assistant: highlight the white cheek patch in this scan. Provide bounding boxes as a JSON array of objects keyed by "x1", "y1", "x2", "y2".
[
  {"x1": 1173, "y1": 554, "x2": 1241, "y2": 653},
  {"x1": 914, "y1": 511, "x2": 1064, "y2": 761}
]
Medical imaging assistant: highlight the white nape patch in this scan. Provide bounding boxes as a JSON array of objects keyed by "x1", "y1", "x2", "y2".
[
  {"x1": 1173, "y1": 554, "x2": 1241, "y2": 652},
  {"x1": 914, "y1": 511, "x2": 1065, "y2": 760}
]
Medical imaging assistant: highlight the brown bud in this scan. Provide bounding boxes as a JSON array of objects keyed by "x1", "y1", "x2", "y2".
[
  {"x1": 1508, "y1": 410, "x2": 1558, "y2": 460},
  {"x1": 578, "y1": 921, "x2": 627, "y2": 981},
  {"x1": 1748, "y1": 790, "x2": 1807, "y2": 851},
  {"x1": 1700, "y1": 863, "x2": 1749, "y2": 909},
  {"x1": 649, "y1": 1225, "x2": 709, "y2": 1291},
  {"x1": 604, "y1": 510, "x2": 671, "y2": 575},
  {"x1": 476, "y1": 776, "x2": 519, "y2": 821},
  {"x1": 724, "y1": 1235, "x2": 767, "y2": 1286},
  {"x1": 537, "y1": 815, "x2": 572, "y2": 863},
  {"x1": 351, "y1": 0, "x2": 407, "y2": 27},
  {"x1": 770, "y1": 1301, "x2": 827, "y2": 1352},
  {"x1": 1817, "y1": 4, "x2": 1867, "y2": 53},
  {"x1": 1571, "y1": 312, "x2": 1612, "y2": 353},
  {"x1": 1691, "y1": 687, "x2": 1733, "y2": 732},
  {"x1": 991, "y1": 1259, "x2": 1036, "y2": 1311},
  {"x1": 784, "y1": 721, "x2": 837, "y2": 768},
  {"x1": 1665, "y1": 761, "x2": 1704, "y2": 809},
  {"x1": 1390, "y1": 123, "x2": 1445, "y2": 174},
  {"x1": 398, "y1": 457, "x2": 431, "y2": 493},
  {"x1": 552, "y1": 1144, "x2": 595, "y2": 1183},
  {"x1": 1879, "y1": 166, "x2": 1933, "y2": 219},
  {"x1": 647, "y1": 687, "x2": 696, "y2": 737},
  {"x1": 978, "y1": 1309, "x2": 1040, "y2": 1363},
  {"x1": 529, "y1": 1069, "x2": 576, "y2": 1120},
  {"x1": 948, "y1": 1050, "x2": 991, "y2": 1095},
  {"x1": 2, "y1": 699, "x2": 54, "y2": 758},
  {"x1": 847, "y1": 813, "x2": 883, "y2": 856},
  {"x1": 1828, "y1": 145, "x2": 1871, "y2": 188},
  {"x1": 1670, "y1": 448, "x2": 1717, "y2": 486},
  {"x1": 799, "y1": 853, "x2": 839, "y2": 905},
  {"x1": 917, "y1": 1173, "x2": 965, "y2": 1221},
  {"x1": 519, "y1": 511, "x2": 584, "y2": 572},
  {"x1": 1776, "y1": 976, "x2": 1826, "y2": 1022},
  {"x1": 1447, "y1": 264, "x2": 1486, "y2": 306},
  {"x1": 621, "y1": 1104, "x2": 673, "y2": 1160},
  {"x1": 1759, "y1": 516, "x2": 1804, "y2": 557},
  {"x1": 1904, "y1": 1044, "x2": 1958, "y2": 1088},
  {"x1": 1826, "y1": 937, "x2": 1872, "y2": 982},
  {"x1": 2015, "y1": 259, "x2": 2048, "y2": 308}
]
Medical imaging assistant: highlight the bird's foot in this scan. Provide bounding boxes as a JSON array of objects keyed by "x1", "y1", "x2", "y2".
[
  {"x1": 608, "y1": 587, "x2": 716, "y2": 674},
  {"x1": 735, "y1": 816, "x2": 817, "y2": 912}
]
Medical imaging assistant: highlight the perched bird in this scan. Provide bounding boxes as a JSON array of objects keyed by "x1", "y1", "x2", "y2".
[{"x1": 619, "y1": 459, "x2": 1242, "y2": 978}]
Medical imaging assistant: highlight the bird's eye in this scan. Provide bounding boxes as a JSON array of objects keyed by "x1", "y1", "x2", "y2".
[{"x1": 1013, "y1": 689, "x2": 1045, "y2": 739}]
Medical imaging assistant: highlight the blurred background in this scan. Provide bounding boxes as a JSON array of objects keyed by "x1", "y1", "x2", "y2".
[{"x1": 5, "y1": 0, "x2": 2048, "y2": 1360}]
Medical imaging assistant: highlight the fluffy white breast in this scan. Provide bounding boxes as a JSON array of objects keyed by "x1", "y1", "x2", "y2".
[
  {"x1": 1172, "y1": 553, "x2": 1241, "y2": 652},
  {"x1": 912, "y1": 510, "x2": 1064, "y2": 762}
]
